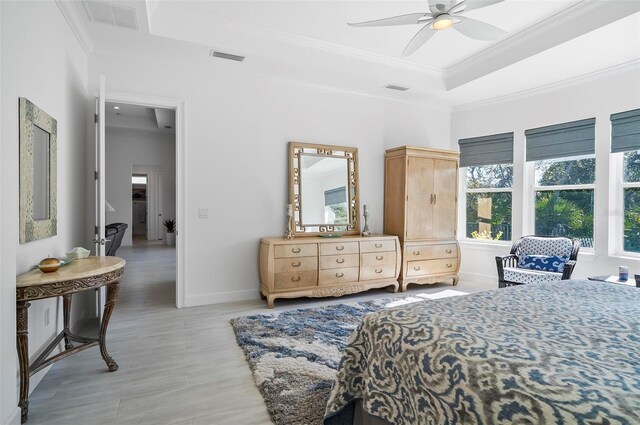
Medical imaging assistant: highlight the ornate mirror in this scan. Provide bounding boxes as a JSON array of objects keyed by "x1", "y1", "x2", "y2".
[
  {"x1": 19, "y1": 98, "x2": 57, "y2": 243},
  {"x1": 289, "y1": 142, "x2": 359, "y2": 236}
]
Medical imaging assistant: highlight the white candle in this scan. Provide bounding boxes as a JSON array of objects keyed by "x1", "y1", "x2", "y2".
[{"x1": 363, "y1": 204, "x2": 368, "y2": 214}]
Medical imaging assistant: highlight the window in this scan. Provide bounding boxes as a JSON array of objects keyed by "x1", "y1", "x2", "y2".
[
  {"x1": 622, "y1": 151, "x2": 640, "y2": 253},
  {"x1": 324, "y1": 186, "x2": 348, "y2": 224},
  {"x1": 533, "y1": 155, "x2": 595, "y2": 248},
  {"x1": 132, "y1": 175, "x2": 147, "y2": 185},
  {"x1": 459, "y1": 132, "x2": 514, "y2": 242},
  {"x1": 612, "y1": 108, "x2": 640, "y2": 254},
  {"x1": 465, "y1": 165, "x2": 513, "y2": 241},
  {"x1": 526, "y1": 117, "x2": 596, "y2": 248}
]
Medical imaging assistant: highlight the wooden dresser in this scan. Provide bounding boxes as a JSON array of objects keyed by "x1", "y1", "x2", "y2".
[
  {"x1": 384, "y1": 146, "x2": 460, "y2": 291},
  {"x1": 259, "y1": 235, "x2": 401, "y2": 307}
]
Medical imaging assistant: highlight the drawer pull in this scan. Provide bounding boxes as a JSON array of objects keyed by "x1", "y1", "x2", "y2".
[
  {"x1": 336, "y1": 272, "x2": 344, "y2": 278},
  {"x1": 376, "y1": 255, "x2": 383, "y2": 260},
  {"x1": 413, "y1": 266, "x2": 421, "y2": 271},
  {"x1": 446, "y1": 263, "x2": 453, "y2": 268},
  {"x1": 291, "y1": 261, "x2": 301, "y2": 267},
  {"x1": 336, "y1": 258, "x2": 345, "y2": 264},
  {"x1": 291, "y1": 248, "x2": 301, "y2": 254},
  {"x1": 446, "y1": 249, "x2": 453, "y2": 254},
  {"x1": 375, "y1": 243, "x2": 383, "y2": 248},
  {"x1": 413, "y1": 251, "x2": 421, "y2": 256},
  {"x1": 375, "y1": 268, "x2": 383, "y2": 274},
  {"x1": 291, "y1": 276, "x2": 301, "y2": 282},
  {"x1": 336, "y1": 245, "x2": 345, "y2": 251}
]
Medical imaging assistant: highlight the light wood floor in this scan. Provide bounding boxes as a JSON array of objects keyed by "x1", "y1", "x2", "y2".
[{"x1": 26, "y1": 241, "x2": 493, "y2": 425}]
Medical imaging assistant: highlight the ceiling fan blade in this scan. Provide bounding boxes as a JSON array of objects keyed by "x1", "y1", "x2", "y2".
[
  {"x1": 448, "y1": 0, "x2": 467, "y2": 15},
  {"x1": 348, "y1": 13, "x2": 428, "y2": 27},
  {"x1": 402, "y1": 23, "x2": 436, "y2": 57},
  {"x1": 464, "y1": 0, "x2": 504, "y2": 13},
  {"x1": 428, "y1": 0, "x2": 446, "y2": 15},
  {"x1": 453, "y1": 16, "x2": 506, "y2": 41}
]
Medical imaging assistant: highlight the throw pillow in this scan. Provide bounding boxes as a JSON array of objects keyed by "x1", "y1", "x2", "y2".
[{"x1": 517, "y1": 254, "x2": 566, "y2": 273}]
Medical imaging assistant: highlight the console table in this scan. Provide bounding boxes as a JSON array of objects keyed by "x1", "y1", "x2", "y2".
[{"x1": 16, "y1": 256, "x2": 125, "y2": 423}]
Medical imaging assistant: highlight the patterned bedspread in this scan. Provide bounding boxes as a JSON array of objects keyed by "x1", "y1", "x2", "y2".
[{"x1": 324, "y1": 280, "x2": 640, "y2": 425}]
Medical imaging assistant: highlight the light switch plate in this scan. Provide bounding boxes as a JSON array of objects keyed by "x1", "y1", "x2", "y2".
[{"x1": 198, "y1": 208, "x2": 209, "y2": 219}]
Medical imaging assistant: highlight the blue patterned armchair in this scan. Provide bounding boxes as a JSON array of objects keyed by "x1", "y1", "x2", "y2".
[{"x1": 496, "y1": 236, "x2": 580, "y2": 288}]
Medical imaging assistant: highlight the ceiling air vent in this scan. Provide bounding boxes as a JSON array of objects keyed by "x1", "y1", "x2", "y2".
[
  {"x1": 82, "y1": 1, "x2": 139, "y2": 30},
  {"x1": 385, "y1": 84, "x2": 409, "y2": 91},
  {"x1": 210, "y1": 50, "x2": 245, "y2": 62}
]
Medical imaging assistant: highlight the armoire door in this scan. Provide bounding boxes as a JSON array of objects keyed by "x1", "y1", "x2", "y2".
[
  {"x1": 432, "y1": 159, "x2": 457, "y2": 238},
  {"x1": 406, "y1": 156, "x2": 434, "y2": 240}
]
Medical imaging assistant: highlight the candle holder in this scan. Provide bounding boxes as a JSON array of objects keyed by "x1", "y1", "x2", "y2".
[
  {"x1": 284, "y1": 204, "x2": 294, "y2": 240},
  {"x1": 361, "y1": 207, "x2": 371, "y2": 237}
]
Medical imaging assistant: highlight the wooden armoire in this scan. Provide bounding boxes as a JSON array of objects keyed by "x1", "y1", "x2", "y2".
[{"x1": 384, "y1": 146, "x2": 460, "y2": 291}]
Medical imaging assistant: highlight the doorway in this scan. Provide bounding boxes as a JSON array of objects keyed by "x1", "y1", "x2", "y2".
[{"x1": 103, "y1": 100, "x2": 179, "y2": 305}]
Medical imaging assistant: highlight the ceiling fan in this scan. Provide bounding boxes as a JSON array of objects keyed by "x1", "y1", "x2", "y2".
[{"x1": 348, "y1": 0, "x2": 507, "y2": 57}]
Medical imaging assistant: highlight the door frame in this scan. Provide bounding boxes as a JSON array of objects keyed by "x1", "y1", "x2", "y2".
[{"x1": 105, "y1": 90, "x2": 186, "y2": 308}]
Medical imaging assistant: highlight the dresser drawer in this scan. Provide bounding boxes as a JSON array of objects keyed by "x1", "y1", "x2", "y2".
[
  {"x1": 275, "y1": 257, "x2": 317, "y2": 273},
  {"x1": 319, "y1": 267, "x2": 359, "y2": 285},
  {"x1": 274, "y1": 271, "x2": 317, "y2": 290},
  {"x1": 319, "y1": 242, "x2": 359, "y2": 256},
  {"x1": 406, "y1": 258, "x2": 458, "y2": 277},
  {"x1": 406, "y1": 244, "x2": 457, "y2": 261},
  {"x1": 274, "y1": 243, "x2": 318, "y2": 258},
  {"x1": 360, "y1": 265, "x2": 396, "y2": 281},
  {"x1": 360, "y1": 252, "x2": 395, "y2": 267},
  {"x1": 319, "y1": 254, "x2": 359, "y2": 270},
  {"x1": 360, "y1": 239, "x2": 396, "y2": 253}
]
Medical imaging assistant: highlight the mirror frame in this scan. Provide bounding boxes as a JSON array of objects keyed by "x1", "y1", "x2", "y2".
[
  {"x1": 289, "y1": 141, "x2": 359, "y2": 237},
  {"x1": 19, "y1": 98, "x2": 57, "y2": 243}
]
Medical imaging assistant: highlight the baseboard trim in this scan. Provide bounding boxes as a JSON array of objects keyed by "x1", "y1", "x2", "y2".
[
  {"x1": 185, "y1": 289, "x2": 258, "y2": 307},
  {"x1": 459, "y1": 271, "x2": 496, "y2": 286},
  {"x1": 6, "y1": 405, "x2": 21, "y2": 425}
]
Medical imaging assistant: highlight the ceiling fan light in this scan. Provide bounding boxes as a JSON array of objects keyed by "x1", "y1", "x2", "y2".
[{"x1": 432, "y1": 14, "x2": 453, "y2": 31}]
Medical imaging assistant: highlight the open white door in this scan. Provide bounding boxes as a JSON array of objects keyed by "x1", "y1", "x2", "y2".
[
  {"x1": 94, "y1": 75, "x2": 107, "y2": 255},
  {"x1": 94, "y1": 76, "x2": 107, "y2": 318}
]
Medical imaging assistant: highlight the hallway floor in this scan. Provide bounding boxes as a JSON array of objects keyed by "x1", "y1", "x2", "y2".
[{"x1": 25, "y1": 242, "x2": 492, "y2": 424}]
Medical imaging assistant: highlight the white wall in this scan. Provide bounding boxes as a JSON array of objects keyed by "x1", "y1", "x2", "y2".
[
  {"x1": 452, "y1": 68, "x2": 640, "y2": 284},
  {"x1": 89, "y1": 49, "x2": 451, "y2": 306},
  {"x1": 105, "y1": 126, "x2": 176, "y2": 246},
  {"x1": 1, "y1": 2, "x2": 91, "y2": 423}
]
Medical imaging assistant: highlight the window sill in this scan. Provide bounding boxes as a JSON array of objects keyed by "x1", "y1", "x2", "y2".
[
  {"x1": 610, "y1": 252, "x2": 640, "y2": 261},
  {"x1": 459, "y1": 239, "x2": 512, "y2": 250}
]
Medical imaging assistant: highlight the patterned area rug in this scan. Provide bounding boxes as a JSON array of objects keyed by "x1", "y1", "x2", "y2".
[{"x1": 230, "y1": 290, "x2": 467, "y2": 425}]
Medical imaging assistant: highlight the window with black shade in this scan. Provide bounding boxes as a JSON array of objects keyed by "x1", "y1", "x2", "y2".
[
  {"x1": 459, "y1": 133, "x2": 514, "y2": 241},
  {"x1": 526, "y1": 118, "x2": 596, "y2": 248},
  {"x1": 611, "y1": 108, "x2": 640, "y2": 254}
]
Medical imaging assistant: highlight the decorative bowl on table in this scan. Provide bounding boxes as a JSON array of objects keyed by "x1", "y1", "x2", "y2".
[
  {"x1": 66, "y1": 247, "x2": 91, "y2": 260},
  {"x1": 39, "y1": 258, "x2": 61, "y2": 273}
]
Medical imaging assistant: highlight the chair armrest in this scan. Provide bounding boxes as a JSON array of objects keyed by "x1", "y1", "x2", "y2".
[
  {"x1": 561, "y1": 260, "x2": 577, "y2": 280},
  {"x1": 495, "y1": 255, "x2": 518, "y2": 287},
  {"x1": 496, "y1": 254, "x2": 518, "y2": 269}
]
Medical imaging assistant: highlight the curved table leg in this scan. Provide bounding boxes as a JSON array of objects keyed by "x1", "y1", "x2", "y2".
[
  {"x1": 99, "y1": 282, "x2": 119, "y2": 372},
  {"x1": 17, "y1": 301, "x2": 30, "y2": 423},
  {"x1": 63, "y1": 294, "x2": 74, "y2": 350}
]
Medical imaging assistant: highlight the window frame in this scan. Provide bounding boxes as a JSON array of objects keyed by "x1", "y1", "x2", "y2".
[
  {"x1": 462, "y1": 164, "x2": 513, "y2": 244},
  {"x1": 530, "y1": 154, "x2": 596, "y2": 251}
]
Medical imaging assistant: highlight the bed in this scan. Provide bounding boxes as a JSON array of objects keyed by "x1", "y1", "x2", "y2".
[{"x1": 324, "y1": 280, "x2": 640, "y2": 425}]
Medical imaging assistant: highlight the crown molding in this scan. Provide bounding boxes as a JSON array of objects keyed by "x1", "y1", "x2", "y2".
[
  {"x1": 452, "y1": 59, "x2": 640, "y2": 112},
  {"x1": 56, "y1": 0, "x2": 94, "y2": 56},
  {"x1": 445, "y1": 0, "x2": 640, "y2": 90}
]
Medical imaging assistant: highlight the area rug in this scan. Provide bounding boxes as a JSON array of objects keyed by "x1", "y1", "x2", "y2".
[{"x1": 230, "y1": 290, "x2": 467, "y2": 425}]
